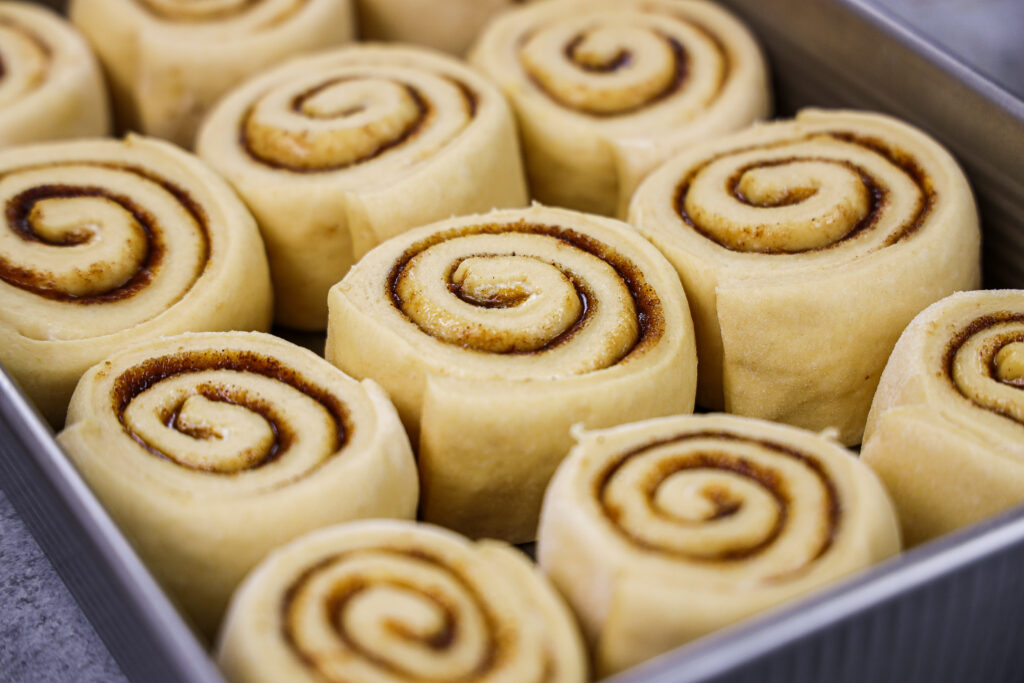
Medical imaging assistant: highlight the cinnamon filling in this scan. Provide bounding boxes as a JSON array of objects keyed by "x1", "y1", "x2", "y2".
[
  {"x1": 673, "y1": 131, "x2": 934, "y2": 254},
  {"x1": 945, "y1": 312, "x2": 1024, "y2": 422},
  {"x1": 112, "y1": 349, "x2": 350, "y2": 474},
  {"x1": 386, "y1": 220, "x2": 664, "y2": 363},
  {"x1": 594, "y1": 430, "x2": 841, "y2": 573},
  {"x1": 240, "y1": 77, "x2": 478, "y2": 173},
  {"x1": 281, "y1": 549, "x2": 506, "y2": 681},
  {"x1": 0, "y1": 163, "x2": 209, "y2": 302}
]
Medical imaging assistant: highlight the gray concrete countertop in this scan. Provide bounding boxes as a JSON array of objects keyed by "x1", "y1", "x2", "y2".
[
  {"x1": 1, "y1": 1, "x2": 1021, "y2": 682},
  {"x1": 0, "y1": 490, "x2": 124, "y2": 681}
]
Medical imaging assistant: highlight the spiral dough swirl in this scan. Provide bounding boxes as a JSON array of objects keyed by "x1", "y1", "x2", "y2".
[
  {"x1": 596, "y1": 431, "x2": 840, "y2": 576},
  {"x1": 283, "y1": 549, "x2": 512, "y2": 680},
  {"x1": 628, "y1": 109, "x2": 981, "y2": 445},
  {"x1": 674, "y1": 131, "x2": 933, "y2": 254},
  {"x1": 216, "y1": 521, "x2": 588, "y2": 683},
  {"x1": 198, "y1": 45, "x2": 528, "y2": 330},
  {"x1": 498, "y1": 0, "x2": 733, "y2": 119},
  {"x1": 111, "y1": 348, "x2": 348, "y2": 479},
  {"x1": 69, "y1": 0, "x2": 353, "y2": 146},
  {"x1": 0, "y1": 162, "x2": 206, "y2": 313},
  {"x1": 538, "y1": 413, "x2": 900, "y2": 675},
  {"x1": 384, "y1": 220, "x2": 663, "y2": 374},
  {"x1": 946, "y1": 312, "x2": 1024, "y2": 425},
  {"x1": 470, "y1": 0, "x2": 770, "y2": 215},
  {"x1": 326, "y1": 205, "x2": 696, "y2": 542},
  {"x1": 239, "y1": 71, "x2": 473, "y2": 173},
  {"x1": 0, "y1": 136, "x2": 273, "y2": 424},
  {"x1": 57, "y1": 331, "x2": 418, "y2": 635},
  {"x1": 862, "y1": 291, "x2": 1024, "y2": 546},
  {"x1": 0, "y1": 3, "x2": 109, "y2": 146}
]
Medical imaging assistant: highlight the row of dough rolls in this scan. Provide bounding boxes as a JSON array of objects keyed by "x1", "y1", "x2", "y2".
[
  {"x1": 326, "y1": 204, "x2": 699, "y2": 543},
  {"x1": 539, "y1": 413, "x2": 901, "y2": 675},
  {"x1": 197, "y1": 44, "x2": 529, "y2": 330},
  {"x1": 70, "y1": 0, "x2": 355, "y2": 146},
  {"x1": 1, "y1": 1, "x2": 977, "y2": 671},
  {"x1": 0, "y1": 135, "x2": 272, "y2": 424},
  {"x1": 0, "y1": 1, "x2": 109, "y2": 145},
  {"x1": 217, "y1": 519, "x2": 588, "y2": 683},
  {"x1": 629, "y1": 109, "x2": 981, "y2": 445},
  {"x1": 471, "y1": 0, "x2": 772, "y2": 217},
  {"x1": 862, "y1": 290, "x2": 1024, "y2": 546},
  {"x1": 57, "y1": 330, "x2": 419, "y2": 636}
]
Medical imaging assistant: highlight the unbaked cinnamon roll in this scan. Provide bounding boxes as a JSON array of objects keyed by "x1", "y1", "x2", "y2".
[
  {"x1": 538, "y1": 413, "x2": 900, "y2": 675},
  {"x1": 69, "y1": 0, "x2": 353, "y2": 147},
  {"x1": 0, "y1": 135, "x2": 272, "y2": 424},
  {"x1": 629, "y1": 109, "x2": 981, "y2": 445},
  {"x1": 325, "y1": 205, "x2": 697, "y2": 543},
  {"x1": 0, "y1": 2, "x2": 109, "y2": 146},
  {"x1": 470, "y1": 0, "x2": 770, "y2": 216},
  {"x1": 355, "y1": 0, "x2": 524, "y2": 55},
  {"x1": 216, "y1": 520, "x2": 587, "y2": 682},
  {"x1": 58, "y1": 331, "x2": 418, "y2": 636},
  {"x1": 862, "y1": 290, "x2": 1024, "y2": 546},
  {"x1": 197, "y1": 45, "x2": 528, "y2": 330}
]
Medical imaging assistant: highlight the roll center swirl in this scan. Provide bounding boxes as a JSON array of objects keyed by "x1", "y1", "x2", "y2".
[
  {"x1": 994, "y1": 343, "x2": 1024, "y2": 386},
  {"x1": 4, "y1": 184, "x2": 153, "y2": 297},
  {"x1": 113, "y1": 350, "x2": 350, "y2": 477},
  {"x1": 401, "y1": 252, "x2": 589, "y2": 354},
  {"x1": 519, "y1": 15, "x2": 696, "y2": 116},
  {"x1": 948, "y1": 313, "x2": 1024, "y2": 424},
  {"x1": 238, "y1": 66, "x2": 485, "y2": 174},
  {"x1": 282, "y1": 549, "x2": 516, "y2": 682},
  {"x1": 596, "y1": 431, "x2": 840, "y2": 579},
  {"x1": 245, "y1": 78, "x2": 429, "y2": 172},
  {"x1": 675, "y1": 133, "x2": 932, "y2": 254},
  {"x1": 385, "y1": 222, "x2": 664, "y2": 372}
]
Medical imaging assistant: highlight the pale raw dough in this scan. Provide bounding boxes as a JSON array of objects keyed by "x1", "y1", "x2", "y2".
[
  {"x1": 862, "y1": 290, "x2": 1024, "y2": 546},
  {"x1": 216, "y1": 520, "x2": 587, "y2": 682},
  {"x1": 70, "y1": 0, "x2": 354, "y2": 146},
  {"x1": 197, "y1": 45, "x2": 528, "y2": 330},
  {"x1": 538, "y1": 413, "x2": 901, "y2": 676},
  {"x1": 325, "y1": 205, "x2": 698, "y2": 543},
  {"x1": 57, "y1": 331, "x2": 419, "y2": 636},
  {"x1": 629, "y1": 109, "x2": 981, "y2": 445},
  {"x1": 0, "y1": 135, "x2": 273, "y2": 425},
  {"x1": 355, "y1": 0, "x2": 525, "y2": 55},
  {"x1": 470, "y1": 0, "x2": 771, "y2": 216},
  {"x1": 0, "y1": 2, "x2": 109, "y2": 146}
]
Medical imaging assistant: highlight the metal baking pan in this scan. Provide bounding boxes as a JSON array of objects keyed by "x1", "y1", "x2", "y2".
[{"x1": 1, "y1": 0, "x2": 1023, "y2": 681}]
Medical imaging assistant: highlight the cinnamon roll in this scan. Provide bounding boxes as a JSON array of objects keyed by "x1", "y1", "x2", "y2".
[
  {"x1": 629, "y1": 109, "x2": 981, "y2": 445},
  {"x1": 0, "y1": 2, "x2": 109, "y2": 146},
  {"x1": 538, "y1": 413, "x2": 901, "y2": 675},
  {"x1": 0, "y1": 135, "x2": 272, "y2": 424},
  {"x1": 325, "y1": 205, "x2": 697, "y2": 543},
  {"x1": 862, "y1": 290, "x2": 1024, "y2": 546},
  {"x1": 355, "y1": 0, "x2": 524, "y2": 55},
  {"x1": 469, "y1": 0, "x2": 770, "y2": 216},
  {"x1": 216, "y1": 520, "x2": 587, "y2": 683},
  {"x1": 69, "y1": 0, "x2": 354, "y2": 147},
  {"x1": 197, "y1": 45, "x2": 528, "y2": 330},
  {"x1": 57, "y1": 331, "x2": 418, "y2": 635}
]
